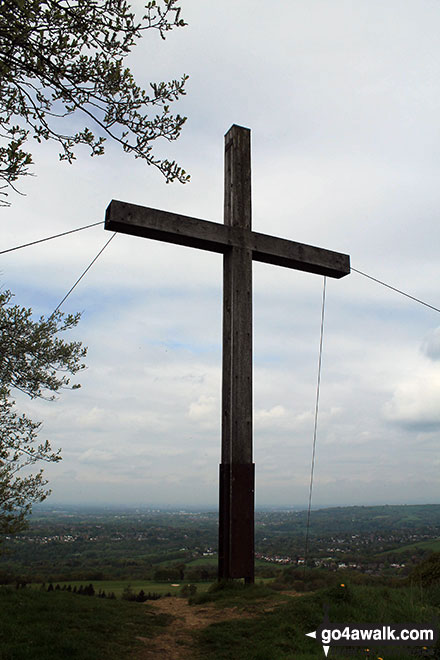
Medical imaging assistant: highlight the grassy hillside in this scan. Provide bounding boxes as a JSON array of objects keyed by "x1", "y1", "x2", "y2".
[
  {"x1": 2, "y1": 577, "x2": 439, "y2": 659},
  {"x1": 0, "y1": 587, "x2": 170, "y2": 660},
  {"x1": 193, "y1": 581, "x2": 440, "y2": 659}
]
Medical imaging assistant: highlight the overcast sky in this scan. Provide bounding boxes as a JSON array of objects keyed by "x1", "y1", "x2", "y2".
[{"x1": 3, "y1": 0, "x2": 440, "y2": 509}]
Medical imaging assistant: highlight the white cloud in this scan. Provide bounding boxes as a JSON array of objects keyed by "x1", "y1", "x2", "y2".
[
  {"x1": 421, "y1": 327, "x2": 440, "y2": 362},
  {"x1": 78, "y1": 448, "x2": 115, "y2": 464},
  {"x1": 255, "y1": 405, "x2": 287, "y2": 424},
  {"x1": 76, "y1": 407, "x2": 117, "y2": 430},
  {"x1": 383, "y1": 367, "x2": 440, "y2": 431},
  {"x1": 187, "y1": 395, "x2": 218, "y2": 423}
]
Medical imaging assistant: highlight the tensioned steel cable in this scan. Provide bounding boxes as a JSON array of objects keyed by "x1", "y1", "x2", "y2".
[
  {"x1": 0, "y1": 221, "x2": 104, "y2": 255},
  {"x1": 51, "y1": 233, "x2": 116, "y2": 317},
  {"x1": 304, "y1": 276, "x2": 326, "y2": 572},
  {"x1": 351, "y1": 267, "x2": 440, "y2": 314}
]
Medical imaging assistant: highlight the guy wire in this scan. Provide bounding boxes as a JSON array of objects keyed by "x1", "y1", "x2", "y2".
[{"x1": 304, "y1": 275, "x2": 326, "y2": 574}]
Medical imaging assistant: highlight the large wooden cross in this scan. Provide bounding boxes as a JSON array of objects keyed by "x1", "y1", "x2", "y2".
[{"x1": 105, "y1": 125, "x2": 350, "y2": 583}]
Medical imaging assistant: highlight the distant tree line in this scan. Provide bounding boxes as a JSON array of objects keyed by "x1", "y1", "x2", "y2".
[{"x1": 44, "y1": 582, "x2": 116, "y2": 598}]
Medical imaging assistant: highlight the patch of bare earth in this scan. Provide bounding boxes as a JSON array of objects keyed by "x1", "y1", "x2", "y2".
[{"x1": 130, "y1": 595, "x2": 284, "y2": 660}]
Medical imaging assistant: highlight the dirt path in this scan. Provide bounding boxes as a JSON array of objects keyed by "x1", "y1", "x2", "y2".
[{"x1": 130, "y1": 596, "x2": 273, "y2": 660}]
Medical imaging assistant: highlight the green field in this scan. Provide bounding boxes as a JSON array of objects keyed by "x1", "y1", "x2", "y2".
[
  {"x1": 184, "y1": 555, "x2": 272, "y2": 568},
  {"x1": 155, "y1": 554, "x2": 217, "y2": 567},
  {"x1": 32, "y1": 578, "x2": 213, "y2": 598},
  {"x1": 155, "y1": 554, "x2": 276, "y2": 569},
  {"x1": 382, "y1": 538, "x2": 440, "y2": 555}
]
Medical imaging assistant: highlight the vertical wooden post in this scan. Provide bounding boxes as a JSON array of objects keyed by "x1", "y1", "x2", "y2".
[{"x1": 219, "y1": 125, "x2": 255, "y2": 582}]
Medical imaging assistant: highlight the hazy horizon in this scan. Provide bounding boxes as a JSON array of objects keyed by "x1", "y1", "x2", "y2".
[{"x1": 33, "y1": 500, "x2": 440, "y2": 515}]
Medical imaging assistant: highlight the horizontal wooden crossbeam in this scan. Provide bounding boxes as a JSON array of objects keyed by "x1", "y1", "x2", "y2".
[{"x1": 105, "y1": 199, "x2": 350, "y2": 279}]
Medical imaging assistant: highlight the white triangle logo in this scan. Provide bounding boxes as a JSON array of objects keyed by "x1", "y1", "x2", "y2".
[{"x1": 305, "y1": 630, "x2": 330, "y2": 657}]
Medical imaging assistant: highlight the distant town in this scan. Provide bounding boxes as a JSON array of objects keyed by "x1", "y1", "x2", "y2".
[{"x1": 1, "y1": 504, "x2": 439, "y2": 583}]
